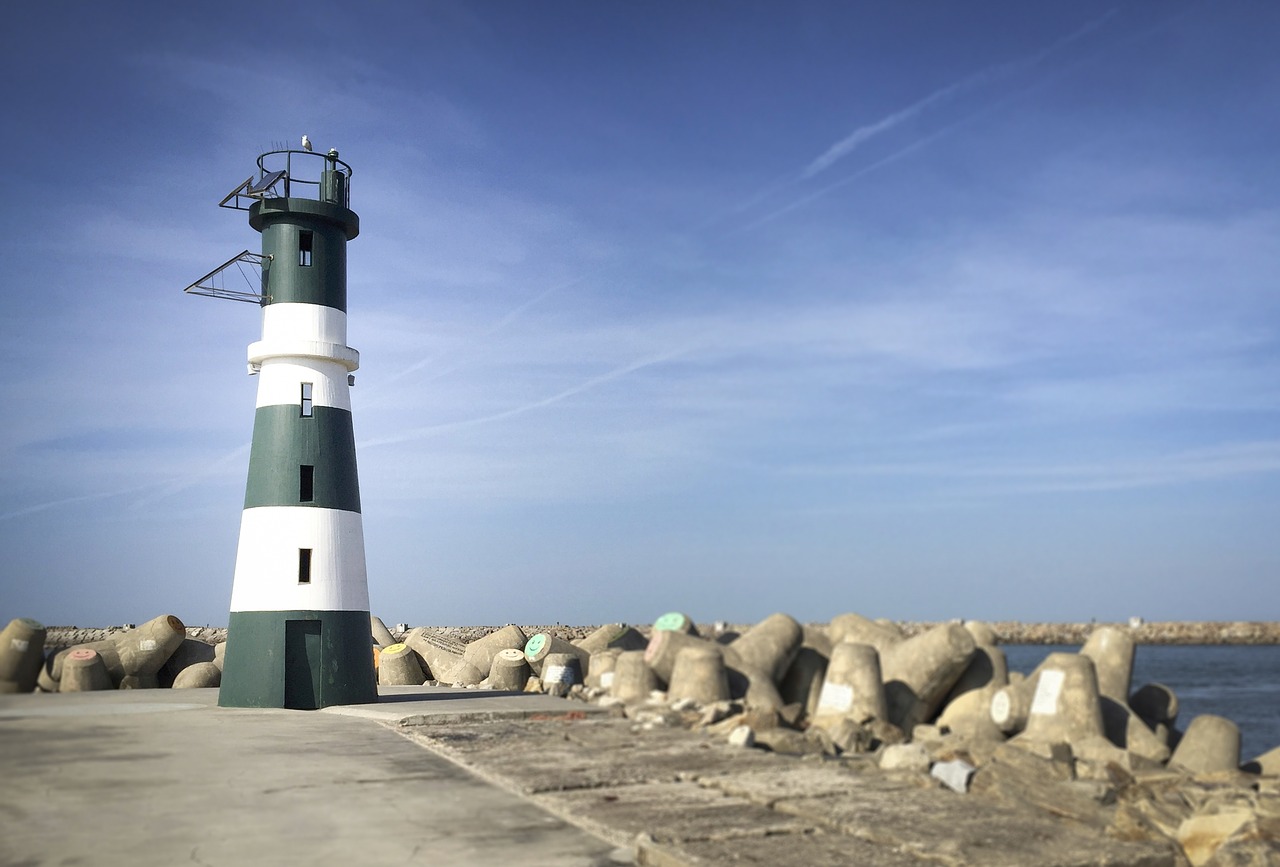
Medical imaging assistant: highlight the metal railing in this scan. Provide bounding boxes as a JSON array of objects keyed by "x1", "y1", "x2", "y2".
[{"x1": 220, "y1": 149, "x2": 354, "y2": 211}]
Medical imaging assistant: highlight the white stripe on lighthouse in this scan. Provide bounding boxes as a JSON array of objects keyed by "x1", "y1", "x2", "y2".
[
  {"x1": 229, "y1": 506, "x2": 369, "y2": 612},
  {"x1": 253, "y1": 359, "x2": 353, "y2": 410},
  {"x1": 260, "y1": 302, "x2": 349, "y2": 345}
]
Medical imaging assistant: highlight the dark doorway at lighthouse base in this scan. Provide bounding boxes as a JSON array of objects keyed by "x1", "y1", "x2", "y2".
[
  {"x1": 219, "y1": 609, "x2": 377, "y2": 709},
  {"x1": 285, "y1": 619, "x2": 323, "y2": 709}
]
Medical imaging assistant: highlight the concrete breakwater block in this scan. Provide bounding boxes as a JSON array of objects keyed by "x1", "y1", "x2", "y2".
[
  {"x1": 378, "y1": 643, "x2": 426, "y2": 686},
  {"x1": 962, "y1": 620, "x2": 998, "y2": 647},
  {"x1": 404, "y1": 628, "x2": 475, "y2": 684},
  {"x1": 172, "y1": 661, "x2": 221, "y2": 688},
  {"x1": 524, "y1": 633, "x2": 590, "y2": 679},
  {"x1": 1171, "y1": 714, "x2": 1242, "y2": 774},
  {"x1": 1017, "y1": 652, "x2": 1105, "y2": 749},
  {"x1": 653, "y1": 611, "x2": 699, "y2": 636},
  {"x1": 370, "y1": 615, "x2": 397, "y2": 649},
  {"x1": 574, "y1": 623, "x2": 646, "y2": 656},
  {"x1": 59, "y1": 648, "x2": 113, "y2": 692},
  {"x1": 158, "y1": 638, "x2": 216, "y2": 688},
  {"x1": 0, "y1": 617, "x2": 47, "y2": 694},
  {"x1": 667, "y1": 645, "x2": 729, "y2": 705},
  {"x1": 827, "y1": 612, "x2": 902, "y2": 655},
  {"x1": 990, "y1": 667, "x2": 1043, "y2": 735},
  {"x1": 463, "y1": 624, "x2": 526, "y2": 681},
  {"x1": 116, "y1": 615, "x2": 188, "y2": 684},
  {"x1": 541, "y1": 652, "x2": 582, "y2": 698},
  {"x1": 1130, "y1": 682, "x2": 1179, "y2": 731},
  {"x1": 611, "y1": 649, "x2": 657, "y2": 703},
  {"x1": 1080, "y1": 624, "x2": 1136, "y2": 701},
  {"x1": 778, "y1": 645, "x2": 828, "y2": 721},
  {"x1": 644, "y1": 628, "x2": 710, "y2": 684},
  {"x1": 585, "y1": 649, "x2": 621, "y2": 691},
  {"x1": 40, "y1": 614, "x2": 186, "y2": 692},
  {"x1": 644, "y1": 627, "x2": 784, "y2": 712},
  {"x1": 880, "y1": 622, "x2": 976, "y2": 730},
  {"x1": 727, "y1": 612, "x2": 802, "y2": 684},
  {"x1": 937, "y1": 646, "x2": 1008, "y2": 740},
  {"x1": 488, "y1": 648, "x2": 531, "y2": 691},
  {"x1": 811, "y1": 641, "x2": 887, "y2": 732}
]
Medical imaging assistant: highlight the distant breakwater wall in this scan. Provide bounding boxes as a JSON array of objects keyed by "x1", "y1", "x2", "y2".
[{"x1": 41, "y1": 620, "x2": 1280, "y2": 651}]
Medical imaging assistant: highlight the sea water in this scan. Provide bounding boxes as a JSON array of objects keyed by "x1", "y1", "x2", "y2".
[{"x1": 1002, "y1": 644, "x2": 1280, "y2": 762}]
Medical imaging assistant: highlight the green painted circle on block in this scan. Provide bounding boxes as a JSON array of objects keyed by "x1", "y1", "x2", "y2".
[
  {"x1": 524, "y1": 633, "x2": 547, "y2": 660},
  {"x1": 653, "y1": 612, "x2": 687, "y2": 632},
  {"x1": 16, "y1": 617, "x2": 45, "y2": 630}
]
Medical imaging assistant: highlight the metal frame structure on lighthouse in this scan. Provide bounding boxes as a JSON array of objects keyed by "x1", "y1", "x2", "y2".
[{"x1": 186, "y1": 144, "x2": 376, "y2": 709}]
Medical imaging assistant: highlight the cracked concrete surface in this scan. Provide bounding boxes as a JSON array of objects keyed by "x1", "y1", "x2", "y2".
[{"x1": 405, "y1": 716, "x2": 1180, "y2": 866}]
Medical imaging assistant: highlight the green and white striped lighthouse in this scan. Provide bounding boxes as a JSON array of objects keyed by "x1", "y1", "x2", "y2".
[{"x1": 187, "y1": 143, "x2": 376, "y2": 709}]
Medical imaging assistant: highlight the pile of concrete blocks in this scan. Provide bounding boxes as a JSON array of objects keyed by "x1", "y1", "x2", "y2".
[
  {"x1": 1, "y1": 615, "x2": 228, "y2": 693},
  {"x1": 376, "y1": 621, "x2": 649, "y2": 696},
  {"x1": 543, "y1": 612, "x2": 1278, "y2": 867}
]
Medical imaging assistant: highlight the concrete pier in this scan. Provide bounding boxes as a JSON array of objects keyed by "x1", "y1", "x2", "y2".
[
  {"x1": 0, "y1": 686, "x2": 1183, "y2": 867},
  {"x1": 0, "y1": 688, "x2": 622, "y2": 866}
]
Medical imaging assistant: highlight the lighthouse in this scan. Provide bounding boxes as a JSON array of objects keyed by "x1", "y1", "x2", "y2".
[{"x1": 186, "y1": 145, "x2": 376, "y2": 709}]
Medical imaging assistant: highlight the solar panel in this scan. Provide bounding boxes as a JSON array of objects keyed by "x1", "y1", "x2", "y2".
[{"x1": 246, "y1": 169, "x2": 287, "y2": 195}]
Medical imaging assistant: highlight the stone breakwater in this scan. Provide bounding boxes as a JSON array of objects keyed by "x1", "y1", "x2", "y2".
[
  {"x1": 5, "y1": 613, "x2": 1279, "y2": 864},
  {"x1": 39, "y1": 620, "x2": 1279, "y2": 651}
]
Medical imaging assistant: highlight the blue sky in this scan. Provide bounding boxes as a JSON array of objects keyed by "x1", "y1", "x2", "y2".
[{"x1": 2, "y1": 2, "x2": 1277, "y2": 628}]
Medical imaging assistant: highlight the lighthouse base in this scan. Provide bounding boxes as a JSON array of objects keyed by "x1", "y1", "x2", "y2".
[{"x1": 219, "y1": 610, "x2": 377, "y2": 709}]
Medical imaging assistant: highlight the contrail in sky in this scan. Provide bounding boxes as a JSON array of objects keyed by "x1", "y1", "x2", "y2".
[
  {"x1": 127, "y1": 443, "x2": 252, "y2": 509},
  {"x1": 0, "y1": 483, "x2": 161, "y2": 522},
  {"x1": 800, "y1": 8, "x2": 1118, "y2": 179},
  {"x1": 360, "y1": 348, "x2": 689, "y2": 449},
  {"x1": 0, "y1": 441, "x2": 255, "y2": 519},
  {"x1": 740, "y1": 8, "x2": 1122, "y2": 232},
  {"x1": 382, "y1": 271, "x2": 599, "y2": 388}
]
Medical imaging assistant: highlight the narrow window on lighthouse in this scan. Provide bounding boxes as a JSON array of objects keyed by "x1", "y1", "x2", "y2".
[
  {"x1": 299, "y1": 465, "x2": 315, "y2": 502},
  {"x1": 300, "y1": 382, "x2": 313, "y2": 417},
  {"x1": 298, "y1": 549, "x2": 312, "y2": 584},
  {"x1": 299, "y1": 230, "x2": 313, "y2": 266}
]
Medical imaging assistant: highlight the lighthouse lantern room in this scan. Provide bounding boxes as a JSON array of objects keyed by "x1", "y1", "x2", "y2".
[{"x1": 185, "y1": 144, "x2": 376, "y2": 709}]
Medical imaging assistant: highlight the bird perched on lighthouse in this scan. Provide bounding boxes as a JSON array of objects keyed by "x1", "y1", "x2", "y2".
[{"x1": 301, "y1": 135, "x2": 313, "y2": 152}]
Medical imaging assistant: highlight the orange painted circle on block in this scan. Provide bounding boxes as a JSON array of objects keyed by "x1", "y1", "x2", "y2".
[{"x1": 68, "y1": 648, "x2": 98, "y2": 661}]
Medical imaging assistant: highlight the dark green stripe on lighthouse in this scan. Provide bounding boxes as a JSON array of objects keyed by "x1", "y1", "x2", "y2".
[
  {"x1": 243, "y1": 404, "x2": 361, "y2": 512},
  {"x1": 221, "y1": 610, "x2": 376, "y2": 709},
  {"x1": 252, "y1": 196, "x2": 358, "y2": 310}
]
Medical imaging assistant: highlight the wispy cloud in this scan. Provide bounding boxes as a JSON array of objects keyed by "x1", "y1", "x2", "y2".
[
  {"x1": 801, "y1": 8, "x2": 1118, "y2": 180},
  {"x1": 361, "y1": 348, "x2": 691, "y2": 450},
  {"x1": 778, "y1": 440, "x2": 1280, "y2": 495}
]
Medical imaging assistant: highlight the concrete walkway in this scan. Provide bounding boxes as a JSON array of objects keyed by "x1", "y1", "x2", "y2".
[
  {"x1": 0, "y1": 686, "x2": 1180, "y2": 867},
  {"x1": 0, "y1": 687, "x2": 626, "y2": 867}
]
